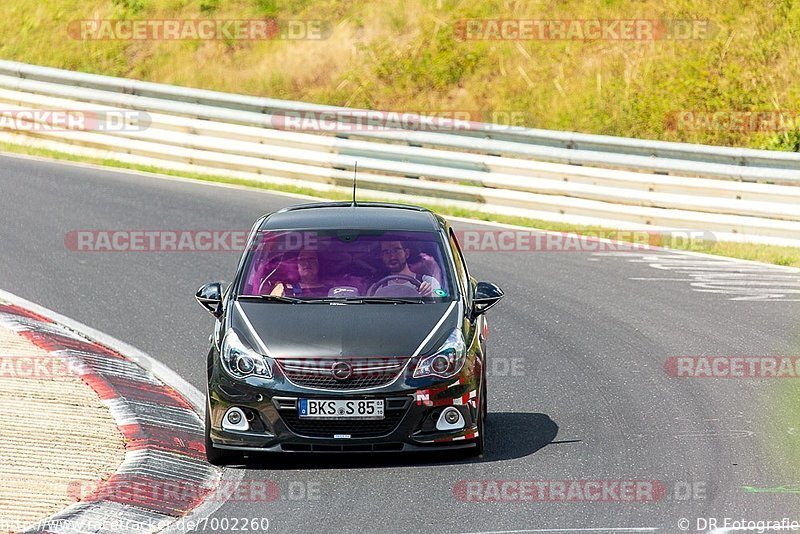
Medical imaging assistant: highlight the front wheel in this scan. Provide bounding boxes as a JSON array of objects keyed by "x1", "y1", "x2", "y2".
[{"x1": 470, "y1": 381, "x2": 487, "y2": 457}]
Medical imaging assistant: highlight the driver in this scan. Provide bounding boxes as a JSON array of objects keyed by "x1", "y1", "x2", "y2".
[{"x1": 379, "y1": 241, "x2": 440, "y2": 297}]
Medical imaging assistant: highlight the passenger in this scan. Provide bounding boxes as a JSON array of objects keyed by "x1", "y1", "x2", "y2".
[
  {"x1": 378, "y1": 241, "x2": 440, "y2": 297},
  {"x1": 409, "y1": 250, "x2": 442, "y2": 284},
  {"x1": 270, "y1": 250, "x2": 329, "y2": 297}
]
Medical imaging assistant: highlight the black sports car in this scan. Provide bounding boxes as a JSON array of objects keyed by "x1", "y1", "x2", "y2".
[{"x1": 196, "y1": 202, "x2": 503, "y2": 464}]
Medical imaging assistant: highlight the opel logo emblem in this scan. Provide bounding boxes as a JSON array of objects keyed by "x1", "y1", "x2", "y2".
[{"x1": 331, "y1": 361, "x2": 352, "y2": 380}]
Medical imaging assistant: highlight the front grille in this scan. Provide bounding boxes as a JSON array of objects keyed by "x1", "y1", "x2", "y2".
[
  {"x1": 281, "y1": 443, "x2": 404, "y2": 452},
  {"x1": 278, "y1": 357, "x2": 409, "y2": 390},
  {"x1": 280, "y1": 407, "x2": 408, "y2": 438}
]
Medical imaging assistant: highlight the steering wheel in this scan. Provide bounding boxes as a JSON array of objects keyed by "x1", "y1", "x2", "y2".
[{"x1": 367, "y1": 274, "x2": 422, "y2": 296}]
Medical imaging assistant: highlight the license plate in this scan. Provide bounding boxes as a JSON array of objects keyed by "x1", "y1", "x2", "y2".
[{"x1": 299, "y1": 399, "x2": 384, "y2": 420}]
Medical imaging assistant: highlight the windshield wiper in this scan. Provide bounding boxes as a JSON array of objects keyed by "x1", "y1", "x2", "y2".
[
  {"x1": 357, "y1": 297, "x2": 425, "y2": 304},
  {"x1": 238, "y1": 294, "x2": 306, "y2": 304},
  {"x1": 239, "y1": 295, "x2": 424, "y2": 304}
]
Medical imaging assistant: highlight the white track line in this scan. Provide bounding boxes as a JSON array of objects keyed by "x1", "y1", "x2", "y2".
[{"x1": 461, "y1": 528, "x2": 658, "y2": 533}]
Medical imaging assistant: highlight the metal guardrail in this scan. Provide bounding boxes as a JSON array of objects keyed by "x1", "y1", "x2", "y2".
[
  {"x1": 2, "y1": 60, "x2": 799, "y2": 174},
  {"x1": 0, "y1": 60, "x2": 798, "y2": 246}
]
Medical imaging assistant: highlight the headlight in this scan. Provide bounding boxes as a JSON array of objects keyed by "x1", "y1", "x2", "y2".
[
  {"x1": 413, "y1": 329, "x2": 467, "y2": 379},
  {"x1": 220, "y1": 330, "x2": 271, "y2": 379}
]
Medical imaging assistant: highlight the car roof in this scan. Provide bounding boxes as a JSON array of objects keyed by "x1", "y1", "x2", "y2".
[{"x1": 259, "y1": 202, "x2": 443, "y2": 232}]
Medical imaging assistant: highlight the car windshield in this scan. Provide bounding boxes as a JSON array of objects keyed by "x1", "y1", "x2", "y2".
[{"x1": 238, "y1": 229, "x2": 456, "y2": 302}]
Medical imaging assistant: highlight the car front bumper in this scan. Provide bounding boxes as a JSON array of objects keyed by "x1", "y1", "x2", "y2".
[{"x1": 208, "y1": 367, "x2": 481, "y2": 453}]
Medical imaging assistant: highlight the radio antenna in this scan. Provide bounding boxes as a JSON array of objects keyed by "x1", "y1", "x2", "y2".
[{"x1": 352, "y1": 161, "x2": 358, "y2": 206}]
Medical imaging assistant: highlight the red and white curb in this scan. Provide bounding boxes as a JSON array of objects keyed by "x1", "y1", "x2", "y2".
[{"x1": 0, "y1": 289, "x2": 242, "y2": 533}]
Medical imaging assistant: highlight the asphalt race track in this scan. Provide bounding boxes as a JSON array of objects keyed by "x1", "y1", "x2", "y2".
[{"x1": 2, "y1": 153, "x2": 800, "y2": 533}]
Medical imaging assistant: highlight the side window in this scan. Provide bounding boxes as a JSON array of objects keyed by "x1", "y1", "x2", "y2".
[{"x1": 448, "y1": 229, "x2": 470, "y2": 299}]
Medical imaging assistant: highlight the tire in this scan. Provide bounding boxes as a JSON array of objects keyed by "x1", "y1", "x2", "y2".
[
  {"x1": 205, "y1": 398, "x2": 238, "y2": 466},
  {"x1": 480, "y1": 348, "x2": 488, "y2": 423},
  {"x1": 470, "y1": 380, "x2": 487, "y2": 457},
  {"x1": 482, "y1": 372, "x2": 488, "y2": 423}
]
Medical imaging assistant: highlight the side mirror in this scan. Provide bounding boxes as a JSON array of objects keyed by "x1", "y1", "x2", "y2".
[
  {"x1": 473, "y1": 281, "x2": 504, "y2": 316},
  {"x1": 196, "y1": 282, "x2": 224, "y2": 318}
]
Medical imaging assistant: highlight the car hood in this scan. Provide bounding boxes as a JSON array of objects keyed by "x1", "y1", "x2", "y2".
[{"x1": 232, "y1": 300, "x2": 459, "y2": 359}]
